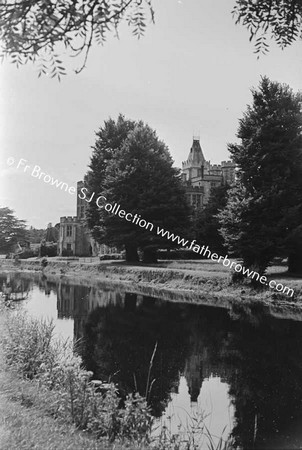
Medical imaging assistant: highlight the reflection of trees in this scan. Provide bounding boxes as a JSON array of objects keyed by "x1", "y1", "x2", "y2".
[
  {"x1": 220, "y1": 317, "x2": 302, "y2": 449},
  {"x1": 81, "y1": 294, "x2": 192, "y2": 417},
  {"x1": 0, "y1": 273, "x2": 32, "y2": 294},
  {"x1": 4, "y1": 273, "x2": 302, "y2": 448},
  {"x1": 81, "y1": 295, "x2": 302, "y2": 447}
]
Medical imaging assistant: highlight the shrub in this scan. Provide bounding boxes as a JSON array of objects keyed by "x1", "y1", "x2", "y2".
[
  {"x1": 41, "y1": 244, "x2": 57, "y2": 257},
  {"x1": 18, "y1": 249, "x2": 35, "y2": 259},
  {"x1": 62, "y1": 248, "x2": 73, "y2": 257}
]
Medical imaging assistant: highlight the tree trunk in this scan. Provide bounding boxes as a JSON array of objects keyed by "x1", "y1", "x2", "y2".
[
  {"x1": 125, "y1": 244, "x2": 139, "y2": 263},
  {"x1": 288, "y1": 252, "x2": 302, "y2": 275},
  {"x1": 142, "y1": 248, "x2": 158, "y2": 264}
]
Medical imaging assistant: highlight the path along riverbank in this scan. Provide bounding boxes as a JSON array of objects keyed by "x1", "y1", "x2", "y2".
[{"x1": 1, "y1": 257, "x2": 302, "y2": 321}]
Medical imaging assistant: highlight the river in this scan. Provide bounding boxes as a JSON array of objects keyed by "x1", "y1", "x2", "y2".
[{"x1": 1, "y1": 271, "x2": 302, "y2": 449}]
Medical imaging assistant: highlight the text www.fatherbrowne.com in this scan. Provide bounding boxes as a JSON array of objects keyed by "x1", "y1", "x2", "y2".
[
  {"x1": 7, "y1": 157, "x2": 294, "y2": 298},
  {"x1": 80, "y1": 187, "x2": 294, "y2": 298},
  {"x1": 155, "y1": 227, "x2": 294, "y2": 297}
]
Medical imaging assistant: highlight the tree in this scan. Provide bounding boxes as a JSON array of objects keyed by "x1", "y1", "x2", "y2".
[
  {"x1": 0, "y1": 0, "x2": 154, "y2": 79},
  {"x1": 219, "y1": 77, "x2": 302, "y2": 275},
  {"x1": 193, "y1": 183, "x2": 230, "y2": 255},
  {"x1": 0, "y1": 207, "x2": 28, "y2": 253},
  {"x1": 233, "y1": 0, "x2": 302, "y2": 54},
  {"x1": 27, "y1": 226, "x2": 46, "y2": 243},
  {"x1": 85, "y1": 115, "x2": 191, "y2": 262},
  {"x1": 45, "y1": 224, "x2": 59, "y2": 242}
]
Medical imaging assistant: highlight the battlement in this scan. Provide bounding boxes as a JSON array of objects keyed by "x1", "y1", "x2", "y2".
[
  {"x1": 210, "y1": 164, "x2": 221, "y2": 171},
  {"x1": 221, "y1": 160, "x2": 235, "y2": 167},
  {"x1": 60, "y1": 216, "x2": 78, "y2": 224}
]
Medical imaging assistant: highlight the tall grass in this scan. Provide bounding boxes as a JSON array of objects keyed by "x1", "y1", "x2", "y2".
[
  {"x1": 1, "y1": 312, "x2": 152, "y2": 446},
  {"x1": 1, "y1": 312, "x2": 234, "y2": 450}
]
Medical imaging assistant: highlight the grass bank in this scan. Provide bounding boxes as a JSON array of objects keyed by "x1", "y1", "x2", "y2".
[
  {"x1": 0, "y1": 309, "x2": 232, "y2": 450},
  {"x1": 1, "y1": 258, "x2": 302, "y2": 317}
]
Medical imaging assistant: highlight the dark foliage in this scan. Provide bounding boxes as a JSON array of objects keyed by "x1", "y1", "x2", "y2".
[
  {"x1": 193, "y1": 183, "x2": 230, "y2": 255},
  {"x1": 219, "y1": 77, "x2": 302, "y2": 275},
  {"x1": 0, "y1": 207, "x2": 28, "y2": 253},
  {"x1": 85, "y1": 115, "x2": 191, "y2": 262}
]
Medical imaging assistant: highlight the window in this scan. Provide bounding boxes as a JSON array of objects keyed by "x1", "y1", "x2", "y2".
[{"x1": 66, "y1": 225, "x2": 72, "y2": 237}]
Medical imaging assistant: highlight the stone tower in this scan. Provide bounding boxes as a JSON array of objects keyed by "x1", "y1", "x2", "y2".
[
  {"x1": 181, "y1": 137, "x2": 236, "y2": 209},
  {"x1": 182, "y1": 137, "x2": 206, "y2": 182}
]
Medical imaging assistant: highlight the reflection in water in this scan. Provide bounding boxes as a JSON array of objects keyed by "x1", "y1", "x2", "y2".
[
  {"x1": 2, "y1": 272, "x2": 302, "y2": 448},
  {"x1": 0, "y1": 272, "x2": 31, "y2": 301}
]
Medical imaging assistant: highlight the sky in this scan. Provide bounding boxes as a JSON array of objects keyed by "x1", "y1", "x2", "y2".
[{"x1": 1, "y1": 0, "x2": 302, "y2": 228}]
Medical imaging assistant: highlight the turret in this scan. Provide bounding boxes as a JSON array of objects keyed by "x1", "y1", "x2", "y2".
[{"x1": 182, "y1": 137, "x2": 206, "y2": 180}]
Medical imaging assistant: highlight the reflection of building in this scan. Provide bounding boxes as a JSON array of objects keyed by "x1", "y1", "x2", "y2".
[
  {"x1": 56, "y1": 280, "x2": 125, "y2": 341},
  {"x1": 59, "y1": 181, "x2": 98, "y2": 256},
  {"x1": 182, "y1": 137, "x2": 236, "y2": 208},
  {"x1": 184, "y1": 333, "x2": 231, "y2": 403},
  {"x1": 184, "y1": 352, "x2": 203, "y2": 402},
  {"x1": 74, "y1": 287, "x2": 126, "y2": 341}
]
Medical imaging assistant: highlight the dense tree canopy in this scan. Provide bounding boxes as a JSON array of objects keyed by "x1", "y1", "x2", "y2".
[
  {"x1": 0, "y1": 207, "x2": 28, "y2": 253},
  {"x1": 0, "y1": 0, "x2": 154, "y2": 78},
  {"x1": 85, "y1": 115, "x2": 191, "y2": 262},
  {"x1": 27, "y1": 226, "x2": 46, "y2": 243},
  {"x1": 219, "y1": 77, "x2": 302, "y2": 275},
  {"x1": 193, "y1": 183, "x2": 230, "y2": 255}
]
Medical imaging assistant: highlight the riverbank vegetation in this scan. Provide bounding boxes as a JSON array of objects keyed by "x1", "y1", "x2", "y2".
[
  {"x1": 0, "y1": 310, "x2": 233, "y2": 450},
  {"x1": 1, "y1": 257, "x2": 301, "y2": 305}
]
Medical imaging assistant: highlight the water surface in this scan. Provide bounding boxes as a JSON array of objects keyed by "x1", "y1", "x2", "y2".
[{"x1": 2, "y1": 272, "x2": 302, "y2": 449}]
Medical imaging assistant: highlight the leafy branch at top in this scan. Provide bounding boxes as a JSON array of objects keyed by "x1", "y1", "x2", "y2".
[
  {"x1": 0, "y1": 0, "x2": 154, "y2": 79},
  {"x1": 233, "y1": 0, "x2": 302, "y2": 55}
]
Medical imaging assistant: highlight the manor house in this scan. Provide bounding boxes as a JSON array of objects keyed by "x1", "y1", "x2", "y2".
[
  {"x1": 182, "y1": 137, "x2": 235, "y2": 209},
  {"x1": 59, "y1": 138, "x2": 235, "y2": 256}
]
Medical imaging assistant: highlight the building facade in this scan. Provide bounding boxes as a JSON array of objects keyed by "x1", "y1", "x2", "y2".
[
  {"x1": 59, "y1": 181, "x2": 95, "y2": 256},
  {"x1": 59, "y1": 138, "x2": 235, "y2": 255},
  {"x1": 59, "y1": 181, "x2": 117, "y2": 257},
  {"x1": 182, "y1": 137, "x2": 236, "y2": 209}
]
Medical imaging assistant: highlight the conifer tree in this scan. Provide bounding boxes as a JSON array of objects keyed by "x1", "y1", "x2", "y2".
[
  {"x1": 0, "y1": 207, "x2": 28, "y2": 253},
  {"x1": 219, "y1": 77, "x2": 302, "y2": 275}
]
